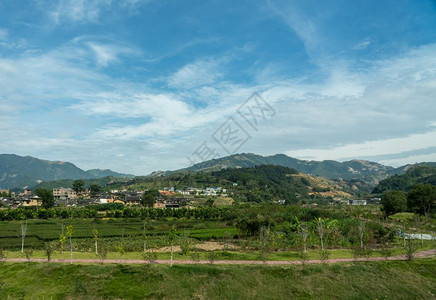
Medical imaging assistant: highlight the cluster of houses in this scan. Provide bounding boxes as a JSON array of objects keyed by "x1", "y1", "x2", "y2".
[
  {"x1": 0, "y1": 186, "x2": 227, "y2": 209},
  {"x1": 0, "y1": 187, "x2": 381, "y2": 209},
  {"x1": 0, "y1": 189, "x2": 43, "y2": 208}
]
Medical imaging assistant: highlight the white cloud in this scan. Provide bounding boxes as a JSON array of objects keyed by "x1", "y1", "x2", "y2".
[
  {"x1": 167, "y1": 59, "x2": 223, "y2": 89},
  {"x1": 285, "y1": 130, "x2": 436, "y2": 162},
  {"x1": 353, "y1": 39, "x2": 371, "y2": 50},
  {"x1": 49, "y1": 0, "x2": 112, "y2": 24},
  {"x1": 0, "y1": 28, "x2": 8, "y2": 40},
  {"x1": 87, "y1": 42, "x2": 138, "y2": 66}
]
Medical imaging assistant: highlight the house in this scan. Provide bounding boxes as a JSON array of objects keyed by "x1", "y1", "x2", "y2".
[
  {"x1": 15, "y1": 195, "x2": 43, "y2": 207},
  {"x1": 159, "y1": 190, "x2": 175, "y2": 196},
  {"x1": 0, "y1": 189, "x2": 10, "y2": 195},
  {"x1": 96, "y1": 194, "x2": 114, "y2": 204},
  {"x1": 349, "y1": 199, "x2": 367, "y2": 205},
  {"x1": 367, "y1": 197, "x2": 381, "y2": 205},
  {"x1": 18, "y1": 189, "x2": 32, "y2": 196},
  {"x1": 165, "y1": 197, "x2": 189, "y2": 208},
  {"x1": 153, "y1": 202, "x2": 165, "y2": 208},
  {"x1": 124, "y1": 194, "x2": 142, "y2": 205},
  {"x1": 53, "y1": 188, "x2": 77, "y2": 201}
]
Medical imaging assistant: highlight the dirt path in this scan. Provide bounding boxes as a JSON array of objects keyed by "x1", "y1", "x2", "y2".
[{"x1": 3, "y1": 249, "x2": 435, "y2": 265}]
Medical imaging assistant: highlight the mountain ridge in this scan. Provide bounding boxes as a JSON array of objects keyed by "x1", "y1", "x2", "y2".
[
  {"x1": 0, "y1": 154, "x2": 133, "y2": 190},
  {"x1": 159, "y1": 153, "x2": 434, "y2": 189}
]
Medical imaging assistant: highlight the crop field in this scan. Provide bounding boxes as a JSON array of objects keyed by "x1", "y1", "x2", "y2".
[{"x1": 0, "y1": 218, "x2": 238, "y2": 250}]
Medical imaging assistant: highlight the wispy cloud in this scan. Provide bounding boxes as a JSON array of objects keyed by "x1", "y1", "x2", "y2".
[
  {"x1": 49, "y1": 0, "x2": 111, "y2": 24},
  {"x1": 167, "y1": 59, "x2": 224, "y2": 89},
  {"x1": 0, "y1": 28, "x2": 8, "y2": 40},
  {"x1": 87, "y1": 42, "x2": 139, "y2": 66}
]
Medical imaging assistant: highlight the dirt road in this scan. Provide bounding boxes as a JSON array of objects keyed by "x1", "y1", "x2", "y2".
[{"x1": 3, "y1": 249, "x2": 435, "y2": 265}]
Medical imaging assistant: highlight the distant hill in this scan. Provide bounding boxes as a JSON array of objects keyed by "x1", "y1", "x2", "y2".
[
  {"x1": 0, "y1": 154, "x2": 133, "y2": 190},
  {"x1": 372, "y1": 164, "x2": 436, "y2": 194},
  {"x1": 129, "y1": 164, "x2": 356, "y2": 201},
  {"x1": 170, "y1": 153, "x2": 396, "y2": 186}
]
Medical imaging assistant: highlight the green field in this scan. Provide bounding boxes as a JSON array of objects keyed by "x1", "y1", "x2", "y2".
[
  {"x1": 0, "y1": 218, "x2": 237, "y2": 250},
  {"x1": 0, "y1": 259, "x2": 435, "y2": 299}
]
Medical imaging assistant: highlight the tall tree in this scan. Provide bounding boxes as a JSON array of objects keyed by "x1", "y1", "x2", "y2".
[
  {"x1": 89, "y1": 184, "x2": 101, "y2": 196},
  {"x1": 34, "y1": 188, "x2": 54, "y2": 208},
  {"x1": 407, "y1": 184, "x2": 436, "y2": 217},
  {"x1": 142, "y1": 190, "x2": 160, "y2": 207},
  {"x1": 381, "y1": 191, "x2": 407, "y2": 216},
  {"x1": 72, "y1": 180, "x2": 85, "y2": 194}
]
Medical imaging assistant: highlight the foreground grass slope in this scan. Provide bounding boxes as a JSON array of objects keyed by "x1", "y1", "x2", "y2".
[{"x1": 0, "y1": 259, "x2": 435, "y2": 299}]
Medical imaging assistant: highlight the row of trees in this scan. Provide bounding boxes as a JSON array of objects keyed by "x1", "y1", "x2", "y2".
[
  {"x1": 381, "y1": 183, "x2": 436, "y2": 216},
  {"x1": 0, "y1": 206, "x2": 231, "y2": 221}
]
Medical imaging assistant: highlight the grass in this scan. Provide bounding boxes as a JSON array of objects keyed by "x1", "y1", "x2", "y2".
[{"x1": 0, "y1": 258, "x2": 435, "y2": 299}]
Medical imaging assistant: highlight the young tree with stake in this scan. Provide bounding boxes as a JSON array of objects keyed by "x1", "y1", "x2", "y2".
[
  {"x1": 66, "y1": 225, "x2": 74, "y2": 263},
  {"x1": 168, "y1": 226, "x2": 177, "y2": 267},
  {"x1": 93, "y1": 228, "x2": 99, "y2": 255},
  {"x1": 21, "y1": 221, "x2": 27, "y2": 253}
]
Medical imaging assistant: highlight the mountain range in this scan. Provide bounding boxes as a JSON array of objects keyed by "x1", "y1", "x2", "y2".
[
  {"x1": 1, "y1": 152, "x2": 434, "y2": 192},
  {"x1": 0, "y1": 154, "x2": 133, "y2": 190},
  {"x1": 167, "y1": 153, "x2": 431, "y2": 186}
]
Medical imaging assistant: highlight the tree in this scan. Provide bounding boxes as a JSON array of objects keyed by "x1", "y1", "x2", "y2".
[
  {"x1": 407, "y1": 184, "x2": 436, "y2": 217},
  {"x1": 93, "y1": 228, "x2": 99, "y2": 255},
  {"x1": 72, "y1": 180, "x2": 85, "y2": 194},
  {"x1": 89, "y1": 184, "x2": 101, "y2": 196},
  {"x1": 300, "y1": 223, "x2": 309, "y2": 254},
  {"x1": 381, "y1": 191, "x2": 407, "y2": 216},
  {"x1": 258, "y1": 226, "x2": 274, "y2": 262},
  {"x1": 168, "y1": 226, "x2": 178, "y2": 267},
  {"x1": 35, "y1": 188, "x2": 54, "y2": 208},
  {"x1": 21, "y1": 221, "x2": 27, "y2": 253},
  {"x1": 315, "y1": 217, "x2": 325, "y2": 250},
  {"x1": 358, "y1": 220, "x2": 365, "y2": 249},
  {"x1": 66, "y1": 225, "x2": 74, "y2": 263},
  {"x1": 45, "y1": 242, "x2": 53, "y2": 262},
  {"x1": 117, "y1": 245, "x2": 125, "y2": 263},
  {"x1": 142, "y1": 190, "x2": 160, "y2": 207},
  {"x1": 59, "y1": 233, "x2": 66, "y2": 254}
]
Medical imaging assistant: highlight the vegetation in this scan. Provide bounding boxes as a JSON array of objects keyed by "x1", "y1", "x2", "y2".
[
  {"x1": 34, "y1": 188, "x2": 55, "y2": 208},
  {"x1": 380, "y1": 184, "x2": 435, "y2": 217},
  {"x1": 0, "y1": 259, "x2": 435, "y2": 299},
  {"x1": 381, "y1": 190, "x2": 407, "y2": 216},
  {"x1": 373, "y1": 165, "x2": 436, "y2": 194}
]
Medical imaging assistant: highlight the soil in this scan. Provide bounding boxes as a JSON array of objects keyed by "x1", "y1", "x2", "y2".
[{"x1": 4, "y1": 249, "x2": 435, "y2": 265}]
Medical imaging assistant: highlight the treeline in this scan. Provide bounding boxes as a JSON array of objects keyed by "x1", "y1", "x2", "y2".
[
  {"x1": 0, "y1": 203, "x2": 348, "y2": 222},
  {"x1": 381, "y1": 183, "x2": 436, "y2": 216},
  {"x1": 0, "y1": 206, "x2": 231, "y2": 221}
]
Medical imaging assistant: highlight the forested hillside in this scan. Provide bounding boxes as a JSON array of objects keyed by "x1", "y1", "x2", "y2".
[{"x1": 372, "y1": 165, "x2": 436, "y2": 194}]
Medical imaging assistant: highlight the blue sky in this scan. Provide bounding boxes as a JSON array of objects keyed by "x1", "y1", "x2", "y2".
[{"x1": 0, "y1": 0, "x2": 435, "y2": 175}]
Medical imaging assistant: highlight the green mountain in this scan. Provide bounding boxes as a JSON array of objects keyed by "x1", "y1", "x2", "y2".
[
  {"x1": 109, "y1": 164, "x2": 357, "y2": 202},
  {"x1": 0, "y1": 154, "x2": 133, "y2": 190},
  {"x1": 174, "y1": 153, "x2": 395, "y2": 186},
  {"x1": 372, "y1": 164, "x2": 436, "y2": 194}
]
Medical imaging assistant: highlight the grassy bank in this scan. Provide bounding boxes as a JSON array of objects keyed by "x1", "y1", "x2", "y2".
[{"x1": 0, "y1": 258, "x2": 435, "y2": 299}]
